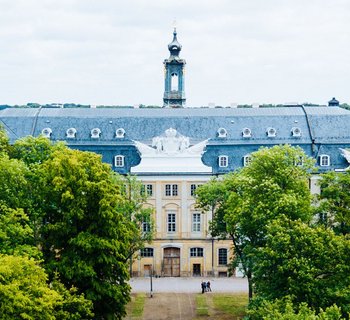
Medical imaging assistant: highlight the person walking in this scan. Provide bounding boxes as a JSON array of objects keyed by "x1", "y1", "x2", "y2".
[
  {"x1": 201, "y1": 281, "x2": 205, "y2": 294},
  {"x1": 206, "y1": 280, "x2": 211, "y2": 292}
]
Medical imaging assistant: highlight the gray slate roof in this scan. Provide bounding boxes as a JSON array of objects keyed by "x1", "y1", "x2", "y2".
[{"x1": 1, "y1": 106, "x2": 349, "y2": 145}]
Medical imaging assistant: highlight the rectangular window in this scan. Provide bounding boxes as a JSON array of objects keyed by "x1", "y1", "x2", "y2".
[
  {"x1": 142, "y1": 221, "x2": 151, "y2": 233},
  {"x1": 190, "y1": 184, "x2": 202, "y2": 197},
  {"x1": 140, "y1": 248, "x2": 154, "y2": 257},
  {"x1": 167, "y1": 212, "x2": 176, "y2": 232},
  {"x1": 165, "y1": 184, "x2": 178, "y2": 197},
  {"x1": 190, "y1": 247, "x2": 204, "y2": 257},
  {"x1": 192, "y1": 213, "x2": 201, "y2": 232},
  {"x1": 114, "y1": 155, "x2": 124, "y2": 167},
  {"x1": 218, "y1": 248, "x2": 228, "y2": 265},
  {"x1": 141, "y1": 184, "x2": 153, "y2": 197},
  {"x1": 219, "y1": 156, "x2": 228, "y2": 168},
  {"x1": 320, "y1": 155, "x2": 330, "y2": 167},
  {"x1": 243, "y1": 155, "x2": 252, "y2": 167}
]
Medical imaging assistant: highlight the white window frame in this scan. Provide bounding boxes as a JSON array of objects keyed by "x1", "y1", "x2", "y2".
[
  {"x1": 91, "y1": 128, "x2": 101, "y2": 139},
  {"x1": 217, "y1": 127, "x2": 227, "y2": 138},
  {"x1": 219, "y1": 155, "x2": 228, "y2": 168},
  {"x1": 192, "y1": 213, "x2": 201, "y2": 232},
  {"x1": 320, "y1": 154, "x2": 330, "y2": 167},
  {"x1": 41, "y1": 127, "x2": 52, "y2": 138},
  {"x1": 291, "y1": 127, "x2": 302, "y2": 137},
  {"x1": 243, "y1": 155, "x2": 252, "y2": 167},
  {"x1": 114, "y1": 155, "x2": 125, "y2": 167},
  {"x1": 165, "y1": 184, "x2": 178, "y2": 197},
  {"x1": 66, "y1": 127, "x2": 77, "y2": 138},
  {"x1": 142, "y1": 221, "x2": 151, "y2": 233},
  {"x1": 140, "y1": 248, "x2": 154, "y2": 257},
  {"x1": 190, "y1": 247, "x2": 204, "y2": 257},
  {"x1": 167, "y1": 212, "x2": 176, "y2": 233},
  {"x1": 266, "y1": 127, "x2": 277, "y2": 137},
  {"x1": 115, "y1": 128, "x2": 125, "y2": 138},
  {"x1": 142, "y1": 184, "x2": 153, "y2": 197},
  {"x1": 242, "y1": 127, "x2": 252, "y2": 138}
]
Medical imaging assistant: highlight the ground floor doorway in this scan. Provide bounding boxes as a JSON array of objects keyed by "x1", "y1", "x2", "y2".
[
  {"x1": 162, "y1": 247, "x2": 180, "y2": 277},
  {"x1": 192, "y1": 263, "x2": 201, "y2": 276},
  {"x1": 144, "y1": 264, "x2": 152, "y2": 277}
]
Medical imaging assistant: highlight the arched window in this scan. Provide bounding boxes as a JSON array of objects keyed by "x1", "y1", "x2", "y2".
[
  {"x1": 217, "y1": 127, "x2": 227, "y2": 138},
  {"x1": 41, "y1": 128, "x2": 52, "y2": 138},
  {"x1": 91, "y1": 128, "x2": 101, "y2": 139},
  {"x1": 266, "y1": 127, "x2": 277, "y2": 137},
  {"x1": 291, "y1": 127, "x2": 302, "y2": 137},
  {"x1": 171, "y1": 73, "x2": 178, "y2": 91},
  {"x1": 66, "y1": 127, "x2": 77, "y2": 138},
  {"x1": 115, "y1": 128, "x2": 125, "y2": 138},
  {"x1": 242, "y1": 128, "x2": 252, "y2": 138}
]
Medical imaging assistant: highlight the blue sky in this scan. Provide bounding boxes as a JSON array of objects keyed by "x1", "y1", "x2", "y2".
[{"x1": 0, "y1": 0, "x2": 349, "y2": 106}]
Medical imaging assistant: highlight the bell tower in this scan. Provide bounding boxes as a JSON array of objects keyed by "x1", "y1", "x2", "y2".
[{"x1": 163, "y1": 28, "x2": 186, "y2": 108}]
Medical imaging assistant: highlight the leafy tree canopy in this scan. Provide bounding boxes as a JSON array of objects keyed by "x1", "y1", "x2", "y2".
[
  {"x1": 251, "y1": 218, "x2": 350, "y2": 315},
  {"x1": 317, "y1": 170, "x2": 350, "y2": 235},
  {"x1": 196, "y1": 145, "x2": 315, "y2": 299},
  {"x1": 0, "y1": 255, "x2": 93, "y2": 320}
]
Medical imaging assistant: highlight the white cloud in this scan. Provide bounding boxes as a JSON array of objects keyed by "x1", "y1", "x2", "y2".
[{"x1": 0, "y1": 0, "x2": 349, "y2": 106}]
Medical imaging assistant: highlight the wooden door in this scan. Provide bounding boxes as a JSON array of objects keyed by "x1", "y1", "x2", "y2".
[{"x1": 163, "y1": 248, "x2": 180, "y2": 277}]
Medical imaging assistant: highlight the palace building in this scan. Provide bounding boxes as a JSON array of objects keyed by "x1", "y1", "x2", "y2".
[{"x1": 1, "y1": 30, "x2": 350, "y2": 277}]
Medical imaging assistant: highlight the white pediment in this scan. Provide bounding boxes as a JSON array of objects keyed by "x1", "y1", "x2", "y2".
[{"x1": 131, "y1": 128, "x2": 212, "y2": 174}]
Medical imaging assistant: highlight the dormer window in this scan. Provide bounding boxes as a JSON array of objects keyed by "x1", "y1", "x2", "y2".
[
  {"x1": 114, "y1": 155, "x2": 125, "y2": 167},
  {"x1": 242, "y1": 128, "x2": 252, "y2": 138},
  {"x1": 320, "y1": 154, "x2": 330, "y2": 167},
  {"x1": 91, "y1": 128, "x2": 101, "y2": 139},
  {"x1": 218, "y1": 155, "x2": 228, "y2": 168},
  {"x1": 66, "y1": 127, "x2": 77, "y2": 138},
  {"x1": 267, "y1": 127, "x2": 277, "y2": 137},
  {"x1": 217, "y1": 127, "x2": 227, "y2": 138},
  {"x1": 243, "y1": 155, "x2": 252, "y2": 167},
  {"x1": 115, "y1": 128, "x2": 125, "y2": 138},
  {"x1": 41, "y1": 128, "x2": 52, "y2": 138},
  {"x1": 291, "y1": 127, "x2": 302, "y2": 137}
]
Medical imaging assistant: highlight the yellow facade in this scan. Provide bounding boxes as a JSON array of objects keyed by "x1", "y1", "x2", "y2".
[{"x1": 131, "y1": 176, "x2": 233, "y2": 277}]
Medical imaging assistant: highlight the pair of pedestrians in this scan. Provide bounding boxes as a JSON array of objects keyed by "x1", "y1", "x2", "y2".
[{"x1": 201, "y1": 280, "x2": 211, "y2": 293}]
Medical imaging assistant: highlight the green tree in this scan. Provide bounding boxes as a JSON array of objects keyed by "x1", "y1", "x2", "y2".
[
  {"x1": 36, "y1": 148, "x2": 134, "y2": 319},
  {"x1": 317, "y1": 170, "x2": 350, "y2": 235},
  {"x1": 0, "y1": 254, "x2": 93, "y2": 320},
  {"x1": 0, "y1": 204, "x2": 40, "y2": 258},
  {"x1": 251, "y1": 218, "x2": 350, "y2": 315},
  {"x1": 247, "y1": 296, "x2": 343, "y2": 320},
  {"x1": 118, "y1": 175, "x2": 154, "y2": 267},
  {"x1": 0, "y1": 125, "x2": 10, "y2": 155},
  {"x1": 196, "y1": 145, "x2": 314, "y2": 300}
]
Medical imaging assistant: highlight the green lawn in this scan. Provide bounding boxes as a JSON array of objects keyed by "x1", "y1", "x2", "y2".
[
  {"x1": 212, "y1": 293, "x2": 248, "y2": 319},
  {"x1": 196, "y1": 294, "x2": 209, "y2": 316},
  {"x1": 126, "y1": 293, "x2": 145, "y2": 319}
]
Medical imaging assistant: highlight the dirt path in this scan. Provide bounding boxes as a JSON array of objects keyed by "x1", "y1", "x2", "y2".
[{"x1": 142, "y1": 293, "x2": 196, "y2": 320}]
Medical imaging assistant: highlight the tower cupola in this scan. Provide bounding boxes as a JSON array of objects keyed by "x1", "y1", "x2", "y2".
[
  {"x1": 163, "y1": 28, "x2": 186, "y2": 108},
  {"x1": 168, "y1": 28, "x2": 182, "y2": 57}
]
